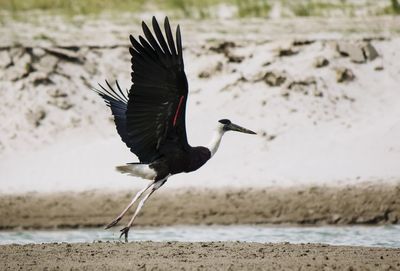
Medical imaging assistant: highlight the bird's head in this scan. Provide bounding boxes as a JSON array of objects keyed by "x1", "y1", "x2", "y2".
[{"x1": 218, "y1": 119, "x2": 256, "y2": 135}]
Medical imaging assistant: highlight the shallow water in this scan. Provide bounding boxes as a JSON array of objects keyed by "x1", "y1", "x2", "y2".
[{"x1": 1, "y1": 225, "x2": 399, "y2": 247}]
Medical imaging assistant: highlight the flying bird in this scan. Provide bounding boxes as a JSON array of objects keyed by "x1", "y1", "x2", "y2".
[{"x1": 94, "y1": 17, "x2": 256, "y2": 241}]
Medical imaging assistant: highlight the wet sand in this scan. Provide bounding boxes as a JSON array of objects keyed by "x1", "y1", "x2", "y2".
[
  {"x1": 1, "y1": 241, "x2": 400, "y2": 270},
  {"x1": 1, "y1": 184, "x2": 399, "y2": 230}
]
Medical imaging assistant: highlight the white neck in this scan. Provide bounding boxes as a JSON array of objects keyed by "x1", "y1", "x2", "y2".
[{"x1": 207, "y1": 126, "x2": 225, "y2": 157}]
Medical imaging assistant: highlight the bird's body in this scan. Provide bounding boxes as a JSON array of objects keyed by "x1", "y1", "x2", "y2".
[
  {"x1": 95, "y1": 17, "x2": 255, "y2": 241},
  {"x1": 117, "y1": 145, "x2": 211, "y2": 181},
  {"x1": 151, "y1": 145, "x2": 211, "y2": 177}
]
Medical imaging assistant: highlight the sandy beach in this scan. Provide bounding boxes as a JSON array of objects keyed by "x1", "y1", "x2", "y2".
[{"x1": 2, "y1": 242, "x2": 400, "y2": 270}]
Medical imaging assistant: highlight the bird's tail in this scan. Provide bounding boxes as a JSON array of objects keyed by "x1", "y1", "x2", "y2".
[{"x1": 116, "y1": 163, "x2": 156, "y2": 180}]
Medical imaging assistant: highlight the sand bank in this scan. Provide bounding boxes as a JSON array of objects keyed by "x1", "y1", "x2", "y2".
[
  {"x1": 1, "y1": 241, "x2": 399, "y2": 270},
  {"x1": 1, "y1": 18, "x2": 400, "y2": 194},
  {"x1": 1, "y1": 184, "x2": 399, "y2": 230}
]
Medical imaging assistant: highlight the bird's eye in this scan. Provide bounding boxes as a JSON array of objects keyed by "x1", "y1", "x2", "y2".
[{"x1": 218, "y1": 119, "x2": 231, "y2": 125}]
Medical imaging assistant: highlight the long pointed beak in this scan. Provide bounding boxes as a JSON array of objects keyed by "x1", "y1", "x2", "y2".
[{"x1": 227, "y1": 123, "x2": 257, "y2": 135}]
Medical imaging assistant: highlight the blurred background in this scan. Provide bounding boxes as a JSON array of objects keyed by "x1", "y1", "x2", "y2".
[
  {"x1": 0, "y1": 0, "x2": 399, "y2": 244},
  {"x1": 1, "y1": 0, "x2": 400, "y2": 17}
]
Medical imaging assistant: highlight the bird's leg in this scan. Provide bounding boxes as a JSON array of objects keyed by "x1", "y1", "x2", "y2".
[
  {"x1": 105, "y1": 180, "x2": 155, "y2": 229},
  {"x1": 120, "y1": 179, "x2": 167, "y2": 242}
]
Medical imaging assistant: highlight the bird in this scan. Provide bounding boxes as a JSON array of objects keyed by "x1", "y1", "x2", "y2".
[{"x1": 94, "y1": 16, "x2": 256, "y2": 242}]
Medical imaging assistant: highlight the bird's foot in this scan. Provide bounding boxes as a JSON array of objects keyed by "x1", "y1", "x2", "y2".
[
  {"x1": 105, "y1": 216, "x2": 122, "y2": 229},
  {"x1": 120, "y1": 226, "x2": 130, "y2": 243}
]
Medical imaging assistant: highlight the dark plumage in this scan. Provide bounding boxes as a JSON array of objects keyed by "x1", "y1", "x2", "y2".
[
  {"x1": 95, "y1": 17, "x2": 208, "y2": 180},
  {"x1": 94, "y1": 17, "x2": 255, "y2": 241}
]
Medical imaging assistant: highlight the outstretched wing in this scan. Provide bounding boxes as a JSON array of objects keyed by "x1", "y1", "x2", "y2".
[
  {"x1": 95, "y1": 17, "x2": 190, "y2": 164},
  {"x1": 126, "y1": 17, "x2": 190, "y2": 163}
]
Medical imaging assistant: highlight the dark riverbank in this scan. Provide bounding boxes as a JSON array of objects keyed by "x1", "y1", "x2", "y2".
[{"x1": 1, "y1": 184, "x2": 399, "y2": 230}]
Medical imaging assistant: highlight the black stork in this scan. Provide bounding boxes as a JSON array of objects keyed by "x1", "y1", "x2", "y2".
[{"x1": 94, "y1": 17, "x2": 256, "y2": 241}]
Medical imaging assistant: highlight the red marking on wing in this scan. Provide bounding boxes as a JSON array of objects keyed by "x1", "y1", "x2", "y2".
[{"x1": 173, "y1": 96, "x2": 185, "y2": 127}]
